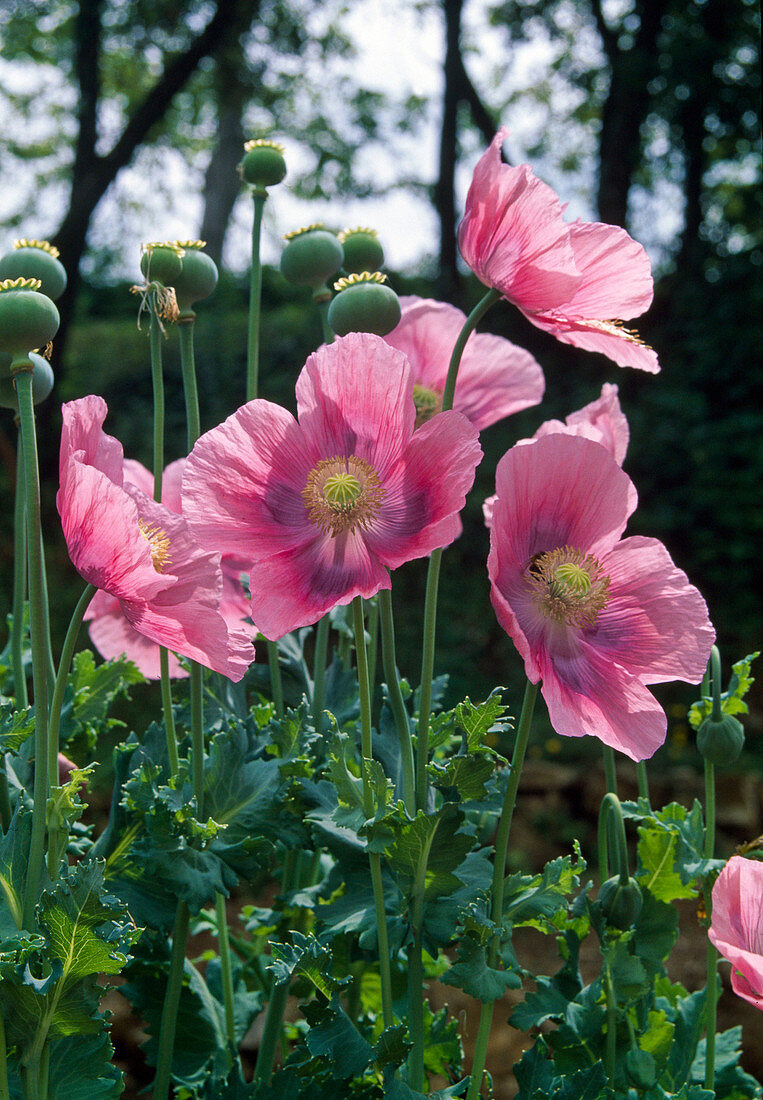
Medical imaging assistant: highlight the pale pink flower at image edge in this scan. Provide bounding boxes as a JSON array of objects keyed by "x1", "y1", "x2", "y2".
[
  {"x1": 483, "y1": 382, "x2": 629, "y2": 528},
  {"x1": 58, "y1": 395, "x2": 254, "y2": 681},
  {"x1": 384, "y1": 295, "x2": 545, "y2": 431},
  {"x1": 487, "y1": 433, "x2": 714, "y2": 760},
  {"x1": 182, "y1": 332, "x2": 482, "y2": 640},
  {"x1": 709, "y1": 855, "x2": 763, "y2": 1011},
  {"x1": 458, "y1": 127, "x2": 659, "y2": 373}
]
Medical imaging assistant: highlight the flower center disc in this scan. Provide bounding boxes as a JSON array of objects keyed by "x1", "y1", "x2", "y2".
[
  {"x1": 412, "y1": 383, "x2": 442, "y2": 428},
  {"x1": 528, "y1": 545, "x2": 610, "y2": 628},
  {"x1": 303, "y1": 455, "x2": 384, "y2": 537},
  {"x1": 139, "y1": 518, "x2": 172, "y2": 572}
]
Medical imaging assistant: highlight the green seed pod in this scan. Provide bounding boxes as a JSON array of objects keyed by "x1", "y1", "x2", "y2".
[
  {"x1": 338, "y1": 227, "x2": 384, "y2": 274},
  {"x1": 598, "y1": 874, "x2": 643, "y2": 931},
  {"x1": 171, "y1": 241, "x2": 218, "y2": 314},
  {"x1": 697, "y1": 712, "x2": 745, "y2": 766},
  {"x1": 239, "y1": 138, "x2": 287, "y2": 190},
  {"x1": 0, "y1": 240, "x2": 67, "y2": 300},
  {"x1": 0, "y1": 279, "x2": 60, "y2": 362},
  {"x1": 625, "y1": 1049, "x2": 657, "y2": 1089},
  {"x1": 0, "y1": 351, "x2": 54, "y2": 409},
  {"x1": 280, "y1": 225, "x2": 344, "y2": 290},
  {"x1": 328, "y1": 272, "x2": 402, "y2": 337},
  {"x1": 140, "y1": 241, "x2": 184, "y2": 286}
]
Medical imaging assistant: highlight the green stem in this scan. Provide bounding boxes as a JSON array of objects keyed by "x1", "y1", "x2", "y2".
[
  {"x1": 216, "y1": 892, "x2": 236, "y2": 1055},
  {"x1": 149, "y1": 305, "x2": 165, "y2": 502},
  {"x1": 15, "y1": 368, "x2": 50, "y2": 929},
  {"x1": 605, "y1": 964, "x2": 617, "y2": 1083},
  {"x1": 603, "y1": 745, "x2": 618, "y2": 795},
  {"x1": 466, "y1": 679, "x2": 538, "y2": 1100},
  {"x1": 0, "y1": 1011, "x2": 10, "y2": 1100},
  {"x1": 12, "y1": 435, "x2": 28, "y2": 709},
  {"x1": 704, "y1": 753, "x2": 717, "y2": 1091},
  {"x1": 378, "y1": 589, "x2": 415, "y2": 816},
  {"x1": 407, "y1": 856, "x2": 427, "y2": 1089},
  {"x1": 38, "y1": 528, "x2": 55, "y2": 691},
  {"x1": 441, "y1": 288, "x2": 501, "y2": 412},
  {"x1": 267, "y1": 640, "x2": 284, "y2": 716},
  {"x1": 597, "y1": 793, "x2": 630, "y2": 884},
  {"x1": 46, "y1": 583, "x2": 96, "y2": 879},
  {"x1": 316, "y1": 295, "x2": 334, "y2": 344},
  {"x1": 255, "y1": 981, "x2": 289, "y2": 1080},
  {"x1": 178, "y1": 319, "x2": 201, "y2": 448},
  {"x1": 352, "y1": 597, "x2": 394, "y2": 1026},
  {"x1": 153, "y1": 901, "x2": 191, "y2": 1100},
  {"x1": 416, "y1": 547, "x2": 442, "y2": 810},
  {"x1": 190, "y1": 665, "x2": 204, "y2": 809},
  {"x1": 366, "y1": 596, "x2": 379, "y2": 714},
  {"x1": 636, "y1": 761, "x2": 650, "y2": 802},
  {"x1": 247, "y1": 192, "x2": 266, "y2": 402},
  {"x1": 312, "y1": 615, "x2": 330, "y2": 733},
  {"x1": 159, "y1": 649, "x2": 180, "y2": 775}
]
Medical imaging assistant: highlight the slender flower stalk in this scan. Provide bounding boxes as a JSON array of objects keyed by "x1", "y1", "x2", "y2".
[
  {"x1": 152, "y1": 901, "x2": 192, "y2": 1100},
  {"x1": 603, "y1": 745, "x2": 618, "y2": 795},
  {"x1": 247, "y1": 193, "x2": 266, "y2": 402},
  {"x1": 352, "y1": 597, "x2": 394, "y2": 1027},
  {"x1": 636, "y1": 761, "x2": 650, "y2": 801},
  {"x1": 216, "y1": 892, "x2": 236, "y2": 1053},
  {"x1": 15, "y1": 368, "x2": 50, "y2": 928},
  {"x1": 703, "y1": 647, "x2": 721, "y2": 1092},
  {"x1": 178, "y1": 320, "x2": 201, "y2": 447},
  {"x1": 312, "y1": 615, "x2": 330, "y2": 733},
  {"x1": 378, "y1": 589, "x2": 415, "y2": 816},
  {"x1": 316, "y1": 295, "x2": 334, "y2": 345},
  {"x1": 466, "y1": 680, "x2": 538, "y2": 1100},
  {"x1": 11, "y1": 434, "x2": 28, "y2": 709},
  {"x1": 416, "y1": 288, "x2": 500, "y2": 810}
]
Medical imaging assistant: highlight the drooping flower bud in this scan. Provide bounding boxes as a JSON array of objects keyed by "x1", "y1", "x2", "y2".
[
  {"x1": 0, "y1": 351, "x2": 54, "y2": 409},
  {"x1": 171, "y1": 241, "x2": 218, "y2": 318},
  {"x1": 598, "y1": 874, "x2": 643, "y2": 930},
  {"x1": 328, "y1": 272, "x2": 401, "y2": 337},
  {"x1": 239, "y1": 138, "x2": 287, "y2": 192},
  {"x1": 0, "y1": 240, "x2": 67, "y2": 300},
  {"x1": 338, "y1": 227, "x2": 384, "y2": 274},
  {"x1": 280, "y1": 225, "x2": 344, "y2": 292},
  {"x1": 140, "y1": 241, "x2": 184, "y2": 286},
  {"x1": 697, "y1": 712, "x2": 745, "y2": 766},
  {"x1": 0, "y1": 278, "x2": 60, "y2": 368}
]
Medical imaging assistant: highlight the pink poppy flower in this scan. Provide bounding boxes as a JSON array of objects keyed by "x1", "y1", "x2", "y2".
[
  {"x1": 483, "y1": 383, "x2": 629, "y2": 528},
  {"x1": 709, "y1": 856, "x2": 763, "y2": 1010},
  {"x1": 383, "y1": 295, "x2": 544, "y2": 431},
  {"x1": 458, "y1": 128, "x2": 659, "y2": 373},
  {"x1": 58, "y1": 396, "x2": 254, "y2": 681},
  {"x1": 487, "y1": 433, "x2": 714, "y2": 759},
  {"x1": 182, "y1": 333, "x2": 482, "y2": 639}
]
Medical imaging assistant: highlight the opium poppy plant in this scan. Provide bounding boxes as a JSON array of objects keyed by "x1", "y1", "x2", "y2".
[{"x1": 182, "y1": 332, "x2": 482, "y2": 639}]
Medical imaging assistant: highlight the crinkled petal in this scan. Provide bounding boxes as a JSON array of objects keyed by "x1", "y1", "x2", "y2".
[
  {"x1": 710, "y1": 857, "x2": 763, "y2": 1009},
  {"x1": 384, "y1": 296, "x2": 464, "y2": 392},
  {"x1": 183, "y1": 400, "x2": 316, "y2": 564},
  {"x1": 524, "y1": 310, "x2": 660, "y2": 372},
  {"x1": 122, "y1": 458, "x2": 155, "y2": 499},
  {"x1": 364, "y1": 410, "x2": 482, "y2": 569},
  {"x1": 563, "y1": 220, "x2": 654, "y2": 319},
  {"x1": 85, "y1": 592, "x2": 188, "y2": 679},
  {"x1": 564, "y1": 383, "x2": 629, "y2": 465},
  {"x1": 457, "y1": 129, "x2": 581, "y2": 309},
  {"x1": 591, "y1": 536, "x2": 715, "y2": 684},
  {"x1": 296, "y1": 333, "x2": 414, "y2": 477},
  {"x1": 123, "y1": 456, "x2": 185, "y2": 512},
  {"x1": 249, "y1": 530, "x2": 390, "y2": 639},
  {"x1": 60, "y1": 396, "x2": 124, "y2": 493},
  {"x1": 57, "y1": 462, "x2": 172, "y2": 602}
]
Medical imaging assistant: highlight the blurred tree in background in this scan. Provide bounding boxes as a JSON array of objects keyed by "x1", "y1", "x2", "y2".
[{"x1": 0, "y1": 0, "x2": 760, "y2": 721}]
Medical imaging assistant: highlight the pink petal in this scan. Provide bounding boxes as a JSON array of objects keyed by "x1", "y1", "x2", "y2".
[
  {"x1": 249, "y1": 530, "x2": 391, "y2": 639},
  {"x1": 562, "y1": 220, "x2": 654, "y2": 320},
  {"x1": 524, "y1": 310, "x2": 660, "y2": 372},
  {"x1": 161, "y1": 458, "x2": 186, "y2": 513},
  {"x1": 364, "y1": 409, "x2": 482, "y2": 568},
  {"x1": 384, "y1": 296, "x2": 464, "y2": 393},
  {"x1": 457, "y1": 129, "x2": 581, "y2": 310},
  {"x1": 710, "y1": 857, "x2": 763, "y2": 1010},
  {"x1": 532, "y1": 383, "x2": 629, "y2": 465},
  {"x1": 182, "y1": 400, "x2": 316, "y2": 565},
  {"x1": 296, "y1": 333, "x2": 415, "y2": 477},
  {"x1": 60, "y1": 396, "x2": 124, "y2": 491},
  {"x1": 86, "y1": 593, "x2": 188, "y2": 679},
  {"x1": 591, "y1": 536, "x2": 715, "y2": 685},
  {"x1": 122, "y1": 458, "x2": 155, "y2": 499}
]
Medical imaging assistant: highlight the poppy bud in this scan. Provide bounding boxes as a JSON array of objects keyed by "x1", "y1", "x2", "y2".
[
  {"x1": 328, "y1": 272, "x2": 401, "y2": 337},
  {"x1": 0, "y1": 351, "x2": 54, "y2": 409},
  {"x1": 140, "y1": 241, "x2": 184, "y2": 286},
  {"x1": 598, "y1": 874, "x2": 643, "y2": 930},
  {"x1": 280, "y1": 225, "x2": 344, "y2": 290},
  {"x1": 0, "y1": 279, "x2": 60, "y2": 365},
  {"x1": 338, "y1": 227, "x2": 384, "y2": 274},
  {"x1": 697, "y1": 712, "x2": 745, "y2": 766},
  {"x1": 239, "y1": 138, "x2": 287, "y2": 191},
  {"x1": 171, "y1": 241, "x2": 218, "y2": 316},
  {"x1": 0, "y1": 240, "x2": 67, "y2": 300}
]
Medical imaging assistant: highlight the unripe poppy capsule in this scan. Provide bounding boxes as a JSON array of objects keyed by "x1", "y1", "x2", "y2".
[
  {"x1": 338, "y1": 227, "x2": 384, "y2": 274},
  {"x1": 328, "y1": 272, "x2": 401, "y2": 337},
  {"x1": 240, "y1": 138, "x2": 287, "y2": 190},
  {"x1": 697, "y1": 712, "x2": 745, "y2": 766},
  {"x1": 0, "y1": 351, "x2": 54, "y2": 409},
  {"x1": 171, "y1": 241, "x2": 218, "y2": 314},
  {"x1": 0, "y1": 279, "x2": 60, "y2": 363},
  {"x1": 0, "y1": 240, "x2": 67, "y2": 300},
  {"x1": 280, "y1": 225, "x2": 344, "y2": 290},
  {"x1": 140, "y1": 242, "x2": 184, "y2": 286}
]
